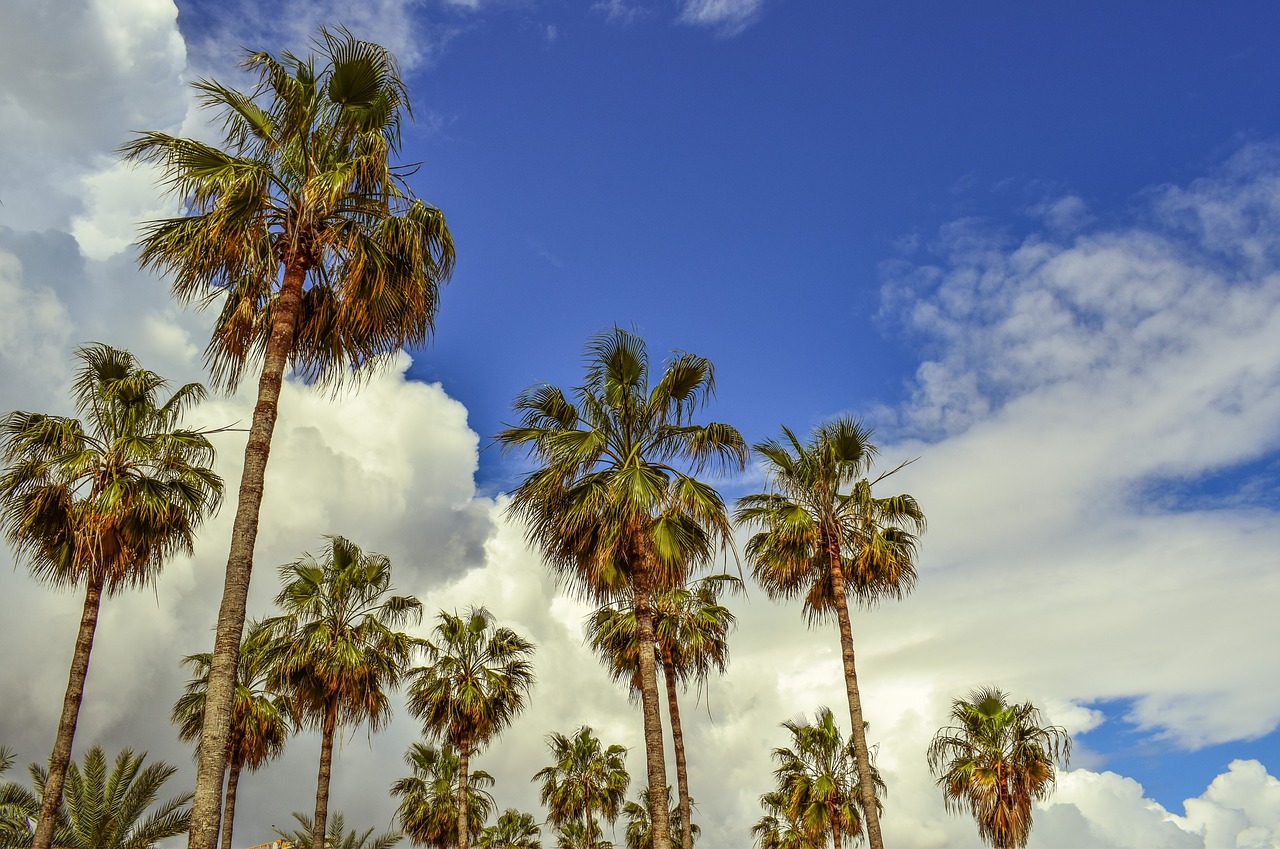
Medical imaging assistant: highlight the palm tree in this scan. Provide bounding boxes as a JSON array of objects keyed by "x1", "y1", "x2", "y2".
[
  {"x1": 751, "y1": 789, "x2": 822, "y2": 849},
  {"x1": 172, "y1": 619, "x2": 291, "y2": 849},
  {"x1": 766, "y1": 708, "x2": 884, "y2": 849},
  {"x1": 1, "y1": 745, "x2": 35, "y2": 846},
  {"x1": 275, "y1": 811, "x2": 404, "y2": 849},
  {"x1": 736, "y1": 418, "x2": 924, "y2": 849},
  {"x1": 6, "y1": 746, "x2": 190, "y2": 849},
  {"x1": 535, "y1": 727, "x2": 629, "y2": 849},
  {"x1": 119, "y1": 30, "x2": 455, "y2": 849},
  {"x1": 586, "y1": 576, "x2": 738, "y2": 849},
  {"x1": 926, "y1": 687, "x2": 1071, "y2": 849},
  {"x1": 622, "y1": 789, "x2": 698, "y2": 849},
  {"x1": 498, "y1": 327, "x2": 747, "y2": 849},
  {"x1": 407, "y1": 608, "x2": 535, "y2": 849},
  {"x1": 0, "y1": 344, "x2": 223, "y2": 849},
  {"x1": 265, "y1": 536, "x2": 423, "y2": 849},
  {"x1": 391, "y1": 742, "x2": 496, "y2": 849},
  {"x1": 553, "y1": 821, "x2": 612, "y2": 849},
  {"x1": 479, "y1": 809, "x2": 541, "y2": 849}
]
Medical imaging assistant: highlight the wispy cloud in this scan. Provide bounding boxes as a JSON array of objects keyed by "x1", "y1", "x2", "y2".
[{"x1": 675, "y1": 0, "x2": 764, "y2": 37}]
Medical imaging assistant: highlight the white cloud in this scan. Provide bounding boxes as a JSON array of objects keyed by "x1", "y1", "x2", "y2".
[{"x1": 675, "y1": 0, "x2": 764, "y2": 37}]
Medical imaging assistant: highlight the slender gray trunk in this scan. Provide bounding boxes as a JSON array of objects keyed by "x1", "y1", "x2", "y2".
[
  {"x1": 457, "y1": 735, "x2": 471, "y2": 849},
  {"x1": 312, "y1": 700, "x2": 339, "y2": 849},
  {"x1": 219, "y1": 762, "x2": 242, "y2": 849},
  {"x1": 660, "y1": 646, "x2": 692, "y2": 849},
  {"x1": 635, "y1": 585, "x2": 671, "y2": 849}
]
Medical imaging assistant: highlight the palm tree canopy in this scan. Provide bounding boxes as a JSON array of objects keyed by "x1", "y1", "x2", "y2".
[
  {"x1": 735, "y1": 417, "x2": 924, "y2": 624},
  {"x1": 119, "y1": 26, "x2": 455, "y2": 392},
  {"x1": 622, "y1": 789, "x2": 698, "y2": 849},
  {"x1": 407, "y1": 607, "x2": 536, "y2": 751},
  {"x1": 751, "y1": 789, "x2": 821, "y2": 849},
  {"x1": 498, "y1": 327, "x2": 748, "y2": 602},
  {"x1": 478, "y1": 809, "x2": 542, "y2": 849},
  {"x1": 276, "y1": 811, "x2": 404, "y2": 849},
  {"x1": 926, "y1": 687, "x2": 1071, "y2": 849},
  {"x1": 265, "y1": 535, "x2": 423, "y2": 732},
  {"x1": 535, "y1": 726, "x2": 630, "y2": 829},
  {"x1": 0, "y1": 344, "x2": 223, "y2": 593},
  {"x1": 553, "y1": 820, "x2": 612, "y2": 849},
  {"x1": 391, "y1": 742, "x2": 496, "y2": 848}
]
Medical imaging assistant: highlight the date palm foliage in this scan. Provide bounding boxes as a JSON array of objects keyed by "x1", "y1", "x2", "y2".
[
  {"x1": 0, "y1": 344, "x2": 222, "y2": 849},
  {"x1": 265, "y1": 535, "x2": 423, "y2": 849},
  {"x1": 498, "y1": 327, "x2": 747, "y2": 849},
  {"x1": 478, "y1": 809, "x2": 542, "y2": 849},
  {"x1": 275, "y1": 811, "x2": 404, "y2": 849},
  {"x1": 392, "y1": 742, "x2": 496, "y2": 849},
  {"x1": 926, "y1": 687, "x2": 1071, "y2": 849},
  {"x1": 173, "y1": 619, "x2": 291, "y2": 849},
  {"x1": 586, "y1": 576, "x2": 738, "y2": 849},
  {"x1": 407, "y1": 607, "x2": 535, "y2": 849},
  {"x1": 751, "y1": 789, "x2": 821, "y2": 849},
  {"x1": 736, "y1": 418, "x2": 924, "y2": 849},
  {"x1": 535, "y1": 727, "x2": 629, "y2": 849},
  {"x1": 119, "y1": 30, "x2": 454, "y2": 849},
  {"x1": 622, "y1": 789, "x2": 698, "y2": 849}
]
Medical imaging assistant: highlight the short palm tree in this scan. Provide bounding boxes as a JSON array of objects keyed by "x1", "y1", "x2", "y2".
[
  {"x1": 535, "y1": 727, "x2": 629, "y2": 849},
  {"x1": 0, "y1": 344, "x2": 222, "y2": 849},
  {"x1": 119, "y1": 30, "x2": 455, "y2": 849},
  {"x1": 587, "y1": 576, "x2": 737, "y2": 849},
  {"x1": 391, "y1": 742, "x2": 495, "y2": 849},
  {"x1": 926, "y1": 687, "x2": 1071, "y2": 849},
  {"x1": 751, "y1": 789, "x2": 821, "y2": 849},
  {"x1": 554, "y1": 820, "x2": 612, "y2": 849},
  {"x1": 479, "y1": 809, "x2": 542, "y2": 849},
  {"x1": 173, "y1": 619, "x2": 291, "y2": 849},
  {"x1": 7, "y1": 746, "x2": 190, "y2": 849},
  {"x1": 736, "y1": 418, "x2": 924, "y2": 849},
  {"x1": 276, "y1": 811, "x2": 404, "y2": 849},
  {"x1": 407, "y1": 607, "x2": 535, "y2": 849},
  {"x1": 265, "y1": 536, "x2": 423, "y2": 849},
  {"x1": 766, "y1": 708, "x2": 884, "y2": 849},
  {"x1": 499, "y1": 327, "x2": 747, "y2": 849},
  {"x1": 622, "y1": 789, "x2": 698, "y2": 849}
]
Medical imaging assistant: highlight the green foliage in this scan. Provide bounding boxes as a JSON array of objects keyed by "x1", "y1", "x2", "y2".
[
  {"x1": 391, "y1": 743, "x2": 496, "y2": 848},
  {"x1": 622, "y1": 789, "x2": 698, "y2": 849},
  {"x1": 478, "y1": 809, "x2": 541, "y2": 849},
  {"x1": 274, "y1": 811, "x2": 403, "y2": 849},
  {"x1": 535, "y1": 727, "x2": 629, "y2": 838}
]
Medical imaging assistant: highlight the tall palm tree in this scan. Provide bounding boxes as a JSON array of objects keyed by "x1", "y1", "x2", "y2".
[
  {"x1": 535, "y1": 727, "x2": 629, "y2": 849},
  {"x1": 172, "y1": 619, "x2": 291, "y2": 849},
  {"x1": 498, "y1": 327, "x2": 748, "y2": 849},
  {"x1": 479, "y1": 810, "x2": 542, "y2": 849},
  {"x1": 586, "y1": 575, "x2": 738, "y2": 849},
  {"x1": 265, "y1": 535, "x2": 422, "y2": 849},
  {"x1": 736, "y1": 418, "x2": 924, "y2": 849},
  {"x1": 407, "y1": 608, "x2": 535, "y2": 849},
  {"x1": 766, "y1": 708, "x2": 884, "y2": 849},
  {"x1": 119, "y1": 30, "x2": 455, "y2": 849},
  {"x1": 391, "y1": 742, "x2": 496, "y2": 849},
  {"x1": 8, "y1": 746, "x2": 190, "y2": 849},
  {"x1": 926, "y1": 687, "x2": 1070, "y2": 849},
  {"x1": 276, "y1": 811, "x2": 404, "y2": 849},
  {"x1": 0, "y1": 344, "x2": 223, "y2": 849},
  {"x1": 622, "y1": 788, "x2": 698, "y2": 849}
]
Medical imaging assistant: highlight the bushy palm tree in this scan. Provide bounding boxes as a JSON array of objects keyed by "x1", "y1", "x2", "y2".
[
  {"x1": 275, "y1": 811, "x2": 404, "y2": 849},
  {"x1": 4, "y1": 746, "x2": 190, "y2": 849},
  {"x1": 622, "y1": 789, "x2": 697, "y2": 849},
  {"x1": 407, "y1": 608, "x2": 535, "y2": 849},
  {"x1": 392, "y1": 742, "x2": 495, "y2": 849},
  {"x1": 765, "y1": 708, "x2": 884, "y2": 849},
  {"x1": 119, "y1": 30, "x2": 455, "y2": 849},
  {"x1": 736, "y1": 418, "x2": 924, "y2": 849},
  {"x1": 926, "y1": 687, "x2": 1070, "y2": 849},
  {"x1": 553, "y1": 820, "x2": 612, "y2": 849},
  {"x1": 499, "y1": 328, "x2": 747, "y2": 849},
  {"x1": 535, "y1": 727, "x2": 629, "y2": 849},
  {"x1": 265, "y1": 536, "x2": 422, "y2": 849},
  {"x1": 0, "y1": 344, "x2": 222, "y2": 849},
  {"x1": 587, "y1": 576, "x2": 737, "y2": 849},
  {"x1": 173, "y1": 619, "x2": 291, "y2": 849},
  {"x1": 478, "y1": 809, "x2": 541, "y2": 849}
]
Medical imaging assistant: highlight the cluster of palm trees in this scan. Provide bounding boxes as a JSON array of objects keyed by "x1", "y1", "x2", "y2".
[{"x1": 0, "y1": 25, "x2": 1075, "y2": 849}]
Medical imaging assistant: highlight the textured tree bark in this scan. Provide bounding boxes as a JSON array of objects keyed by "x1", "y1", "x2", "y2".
[
  {"x1": 219, "y1": 763, "x2": 242, "y2": 849},
  {"x1": 829, "y1": 545, "x2": 884, "y2": 849},
  {"x1": 660, "y1": 646, "x2": 693, "y2": 849},
  {"x1": 831, "y1": 807, "x2": 842, "y2": 849},
  {"x1": 188, "y1": 263, "x2": 305, "y2": 849},
  {"x1": 457, "y1": 734, "x2": 472, "y2": 849},
  {"x1": 634, "y1": 582, "x2": 672, "y2": 849},
  {"x1": 31, "y1": 576, "x2": 104, "y2": 849},
  {"x1": 312, "y1": 700, "x2": 339, "y2": 849}
]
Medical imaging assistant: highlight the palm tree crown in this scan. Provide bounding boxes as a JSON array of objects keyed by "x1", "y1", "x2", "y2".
[
  {"x1": 479, "y1": 809, "x2": 542, "y2": 849},
  {"x1": 498, "y1": 327, "x2": 746, "y2": 849},
  {"x1": 926, "y1": 687, "x2": 1071, "y2": 849},
  {"x1": 391, "y1": 742, "x2": 496, "y2": 849},
  {"x1": 275, "y1": 811, "x2": 404, "y2": 849},
  {"x1": 535, "y1": 726, "x2": 630, "y2": 849}
]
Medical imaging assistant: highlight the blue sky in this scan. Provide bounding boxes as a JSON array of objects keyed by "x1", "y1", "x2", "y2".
[{"x1": 2, "y1": 1, "x2": 1280, "y2": 845}]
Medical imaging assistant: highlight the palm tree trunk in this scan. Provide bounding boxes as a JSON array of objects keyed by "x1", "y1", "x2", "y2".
[
  {"x1": 313, "y1": 700, "x2": 339, "y2": 849},
  {"x1": 189, "y1": 263, "x2": 306, "y2": 849},
  {"x1": 457, "y1": 734, "x2": 471, "y2": 849},
  {"x1": 659, "y1": 646, "x2": 692, "y2": 849},
  {"x1": 831, "y1": 809, "x2": 842, "y2": 849},
  {"x1": 828, "y1": 551, "x2": 884, "y2": 849},
  {"x1": 31, "y1": 575, "x2": 104, "y2": 849},
  {"x1": 634, "y1": 582, "x2": 672, "y2": 849},
  {"x1": 584, "y1": 810, "x2": 593, "y2": 849},
  {"x1": 219, "y1": 762, "x2": 242, "y2": 849}
]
